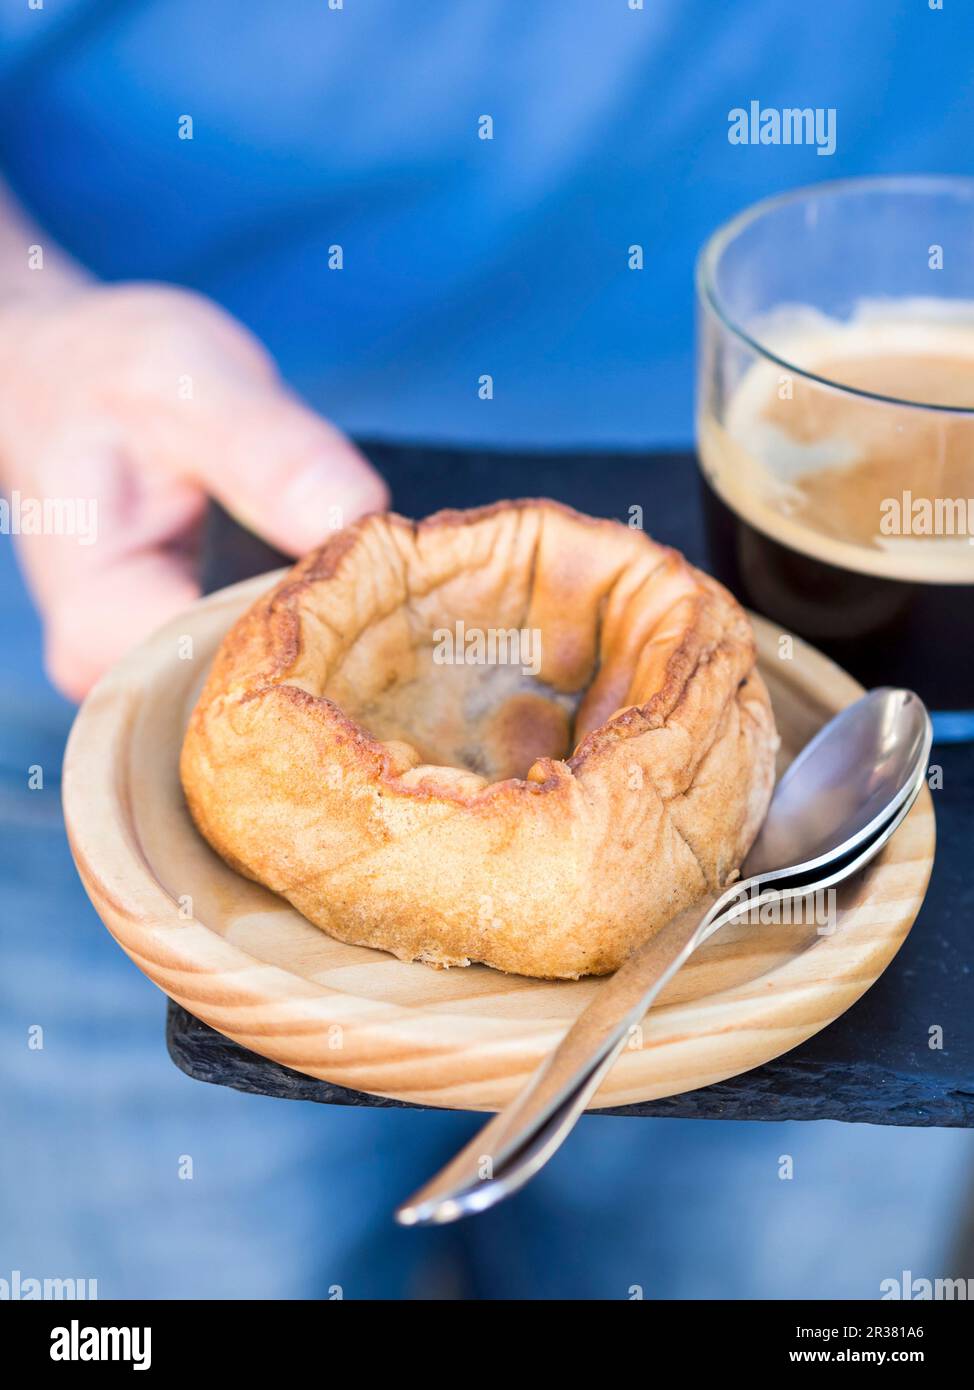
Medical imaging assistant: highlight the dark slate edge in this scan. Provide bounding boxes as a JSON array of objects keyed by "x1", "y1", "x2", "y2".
[
  {"x1": 165, "y1": 1002, "x2": 425, "y2": 1111},
  {"x1": 166, "y1": 1001, "x2": 974, "y2": 1127}
]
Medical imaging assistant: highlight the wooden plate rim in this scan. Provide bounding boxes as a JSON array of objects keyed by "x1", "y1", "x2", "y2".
[{"x1": 62, "y1": 572, "x2": 936, "y2": 1109}]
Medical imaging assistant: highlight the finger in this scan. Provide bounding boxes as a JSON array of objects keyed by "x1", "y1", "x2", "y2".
[
  {"x1": 43, "y1": 549, "x2": 199, "y2": 702},
  {"x1": 12, "y1": 445, "x2": 203, "y2": 698},
  {"x1": 188, "y1": 387, "x2": 390, "y2": 555}
]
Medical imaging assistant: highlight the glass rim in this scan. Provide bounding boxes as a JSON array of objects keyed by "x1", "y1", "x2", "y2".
[{"x1": 696, "y1": 173, "x2": 974, "y2": 417}]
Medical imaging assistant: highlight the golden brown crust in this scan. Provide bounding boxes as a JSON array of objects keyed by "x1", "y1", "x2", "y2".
[{"x1": 180, "y1": 499, "x2": 778, "y2": 978}]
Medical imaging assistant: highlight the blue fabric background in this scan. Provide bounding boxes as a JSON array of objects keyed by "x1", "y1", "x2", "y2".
[
  {"x1": 2, "y1": 0, "x2": 973, "y2": 445},
  {"x1": 1, "y1": 1, "x2": 973, "y2": 1299}
]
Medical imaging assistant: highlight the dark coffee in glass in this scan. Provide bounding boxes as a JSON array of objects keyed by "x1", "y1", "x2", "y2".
[{"x1": 696, "y1": 178, "x2": 974, "y2": 718}]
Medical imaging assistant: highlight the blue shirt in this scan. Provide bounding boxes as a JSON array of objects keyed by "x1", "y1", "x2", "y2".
[{"x1": 1, "y1": 0, "x2": 972, "y2": 446}]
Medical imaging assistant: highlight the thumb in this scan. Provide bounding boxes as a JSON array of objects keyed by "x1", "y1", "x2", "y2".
[{"x1": 191, "y1": 387, "x2": 389, "y2": 555}]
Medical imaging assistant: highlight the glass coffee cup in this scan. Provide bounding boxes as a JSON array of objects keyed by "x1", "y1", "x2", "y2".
[{"x1": 696, "y1": 176, "x2": 974, "y2": 725}]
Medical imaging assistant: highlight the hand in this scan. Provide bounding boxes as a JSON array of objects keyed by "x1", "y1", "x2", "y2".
[{"x1": 0, "y1": 281, "x2": 388, "y2": 700}]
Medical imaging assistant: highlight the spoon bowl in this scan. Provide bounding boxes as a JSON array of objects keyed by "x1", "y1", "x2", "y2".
[{"x1": 745, "y1": 687, "x2": 931, "y2": 879}]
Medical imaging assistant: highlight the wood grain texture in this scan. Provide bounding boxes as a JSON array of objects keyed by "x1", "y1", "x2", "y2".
[{"x1": 62, "y1": 572, "x2": 935, "y2": 1112}]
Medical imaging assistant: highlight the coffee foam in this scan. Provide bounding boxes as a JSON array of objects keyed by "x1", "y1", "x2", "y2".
[{"x1": 700, "y1": 300, "x2": 974, "y2": 583}]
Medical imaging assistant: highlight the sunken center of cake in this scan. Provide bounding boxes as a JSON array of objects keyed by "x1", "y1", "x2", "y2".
[
  {"x1": 348, "y1": 643, "x2": 581, "y2": 781},
  {"x1": 307, "y1": 508, "x2": 704, "y2": 787}
]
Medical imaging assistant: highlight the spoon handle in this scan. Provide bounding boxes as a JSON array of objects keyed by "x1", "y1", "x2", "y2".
[{"x1": 396, "y1": 889, "x2": 726, "y2": 1226}]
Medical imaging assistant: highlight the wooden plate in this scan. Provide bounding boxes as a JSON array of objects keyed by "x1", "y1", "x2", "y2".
[{"x1": 63, "y1": 573, "x2": 935, "y2": 1112}]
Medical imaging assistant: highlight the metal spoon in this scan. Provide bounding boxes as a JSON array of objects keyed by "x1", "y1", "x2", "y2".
[
  {"x1": 409, "y1": 770, "x2": 925, "y2": 1223},
  {"x1": 397, "y1": 688, "x2": 931, "y2": 1226}
]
